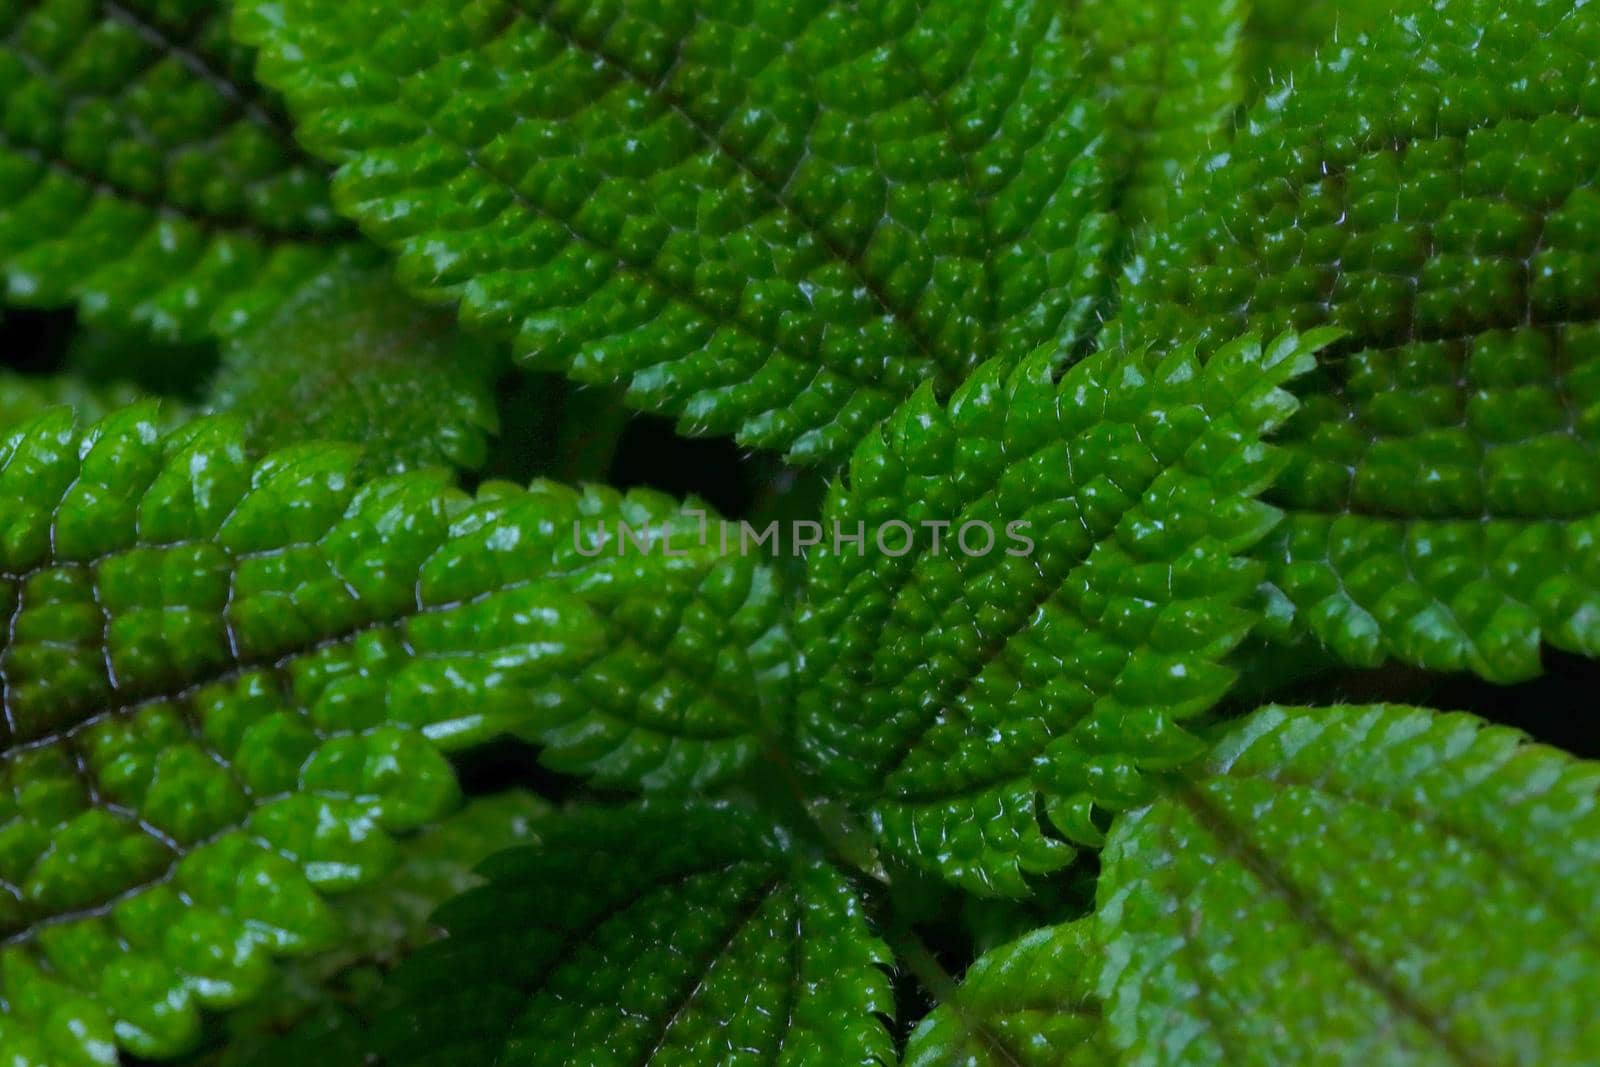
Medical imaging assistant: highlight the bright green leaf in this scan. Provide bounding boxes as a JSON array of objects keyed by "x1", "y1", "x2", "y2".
[
  {"x1": 208, "y1": 251, "x2": 505, "y2": 475},
  {"x1": 0, "y1": 0, "x2": 355, "y2": 341},
  {"x1": 796, "y1": 328, "x2": 1340, "y2": 895},
  {"x1": 234, "y1": 0, "x2": 1117, "y2": 464},
  {"x1": 375, "y1": 803, "x2": 895, "y2": 1067},
  {"x1": 1099, "y1": 703, "x2": 1600, "y2": 1066},
  {"x1": 0, "y1": 405, "x2": 787, "y2": 1061},
  {"x1": 904, "y1": 919, "x2": 1109, "y2": 1067},
  {"x1": 1115, "y1": 0, "x2": 1600, "y2": 681}
]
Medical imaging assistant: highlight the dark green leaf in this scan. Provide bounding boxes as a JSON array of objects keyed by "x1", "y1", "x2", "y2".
[
  {"x1": 0, "y1": 368, "x2": 145, "y2": 434},
  {"x1": 208, "y1": 251, "x2": 505, "y2": 476},
  {"x1": 0, "y1": 0, "x2": 355, "y2": 341},
  {"x1": 1099, "y1": 703, "x2": 1600, "y2": 1066},
  {"x1": 377, "y1": 803, "x2": 895, "y2": 1067},
  {"x1": 200, "y1": 791, "x2": 548, "y2": 1067},
  {"x1": 1069, "y1": 0, "x2": 1247, "y2": 228},
  {"x1": 1241, "y1": 0, "x2": 1395, "y2": 97}
]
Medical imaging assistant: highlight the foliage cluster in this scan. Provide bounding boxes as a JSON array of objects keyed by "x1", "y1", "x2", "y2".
[{"x1": 0, "y1": 0, "x2": 1597, "y2": 1063}]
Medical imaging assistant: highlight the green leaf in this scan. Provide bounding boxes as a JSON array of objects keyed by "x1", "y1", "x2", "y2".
[
  {"x1": 207, "y1": 251, "x2": 505, "y2": 476},
  {"x1": 234, "y1": 0, "x2": 1117, "y2": 464},
  {"x1": 0, "y1": 0, "x2": 355, "y2": 341},
  {"x1": 1068, "y1": 0, "x2": 1246, "y2": 228},
  {"x1": 1098, "y1": 703, "x2": 1600, "y2": 1066},
  {"x1": 0, "y1": 369, "x2": 145, "y2": 434},
  {"x1": 1114, "y1": 0, "x2": 1600, "y2": 681},
  {"x1": 0, "y1": 405, "x2": 787, "y2": 1061},
  {"x1": 795, "y1": 327, "x2": 1339, "y2": 895},
  {"x1": 375, "y1": 802, "x2": 895, "y2": 1067},
  {"x1": 903, "y1": 920, "x2": 1109, "y2": 1067}
]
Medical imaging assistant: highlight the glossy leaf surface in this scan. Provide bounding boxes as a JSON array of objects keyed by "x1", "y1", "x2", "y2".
[
  {"x1": 0, "y1": 406, "x2": 784, "y2": 1061},
  {"x1": 0, "y1": 0, "x2": 351, "y2": 340},
  {"x1": 1070, "y1": 0, "x2": 1246, "y2": 227},
  {"x1": 797, "y1": 328, "x2": 1338, "y2": 895},
  {"x1": 237, "y1": 0, "x2": 1117, "y2": 463}
]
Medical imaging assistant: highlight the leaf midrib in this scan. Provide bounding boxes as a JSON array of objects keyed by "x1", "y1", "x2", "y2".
[{"x1": 1174, "y1": 781, "x2": 1517, "y2": 1067}]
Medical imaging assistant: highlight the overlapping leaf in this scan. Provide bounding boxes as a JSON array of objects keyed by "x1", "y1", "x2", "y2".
[
  {"x1": 236, "y1": 0, "x2": 1118, "y2": 463},
  {"x1": 903, "y1": 920, "x2": 1109, "y2": 1067},
  {"x1": 375, "y1": 803, "x2": 894, "y2": 1067},
  {"x1": 0, "y1": 405, "x2": 788, "y2": 1061},
  {"x1": 1099, "y1": 703, "x2": 1600, "y2": 1066},
  {"x1": 0, "y1": 0, "x2": 354, "y2": 341},
  {"x1": 208, "y1": 251, "x2": 505, "y2": 476},
  {"x1": 1116, "y1": 0, "x2": 1600, "y2": 681},
  {"x1": 796, "y1": 328, "x2": 1339, "y2": 895}
]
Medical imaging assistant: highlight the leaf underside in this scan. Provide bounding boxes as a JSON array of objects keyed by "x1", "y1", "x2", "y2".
[
  {"x1": 1099, "y1": 703, "x2": 1600, "y2": 1066},
  {"x1": 236, "y1": 0, "x2": 1119, "y2": 464},
  {"x1": 376, "y1": 803, "x2": 894, "y2": 1067},
  {"x1": 0, "y1": 405, "x2": 785, "y2": 1061},
  {"x1": 1116, "y1": 0, "x2": 1600, "y2": 682},
  {"x1": 207, "y1": 250, "x2": 505, "y2": 476},
  {"x1": 796, "y1": 328, "x2": 1339, "y2": 896},
  {"x1": 0, "y1": 0, "x2": 355, "y2": 341}
]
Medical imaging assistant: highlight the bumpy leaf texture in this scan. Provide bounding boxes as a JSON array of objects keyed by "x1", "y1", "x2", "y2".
[
  {"x1": 0, "y1": 0, "x2": 354, "y2": 341},
  {"x1": 1099, "y1": 703, "x2": 1600, "y2": 1066},
  {"x1": 903, "y1": 920, "x2": 1109, "y2": 1067},
  {"x1": 375, "y1": 803, "x2": 895, "y2": 1067},
  {"x1": 1116, "y1": 0, "x2": 1600, "y2": 682},
  {"x1": 796, "y1": 328, "x2": 1340, "y2": 895},
  {"x1": 236, "y1": 0, "x2": 1118, "y2": 464},
  {"x1": 0, "y1": 406, "x2": 787, "y2": 1062},
  {"x1": 208, "y1": 251, "x2": 505, "y2": 476},
  {"x1": 1068, "y1": 0, "x2": 1245, "y2": 228}
]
